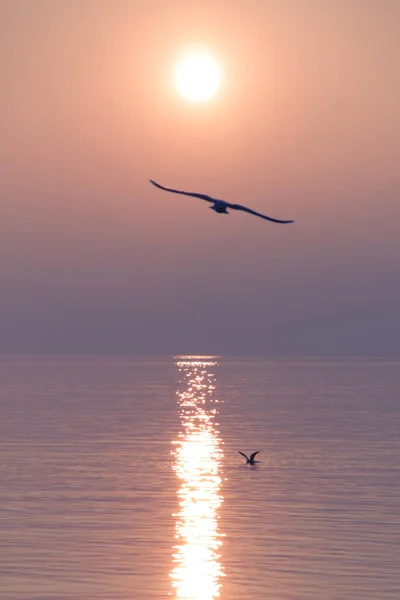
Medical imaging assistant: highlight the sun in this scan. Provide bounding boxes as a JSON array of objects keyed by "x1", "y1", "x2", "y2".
[{"x1": 174, "y1": 49, "x2": 221, "y2": 102}]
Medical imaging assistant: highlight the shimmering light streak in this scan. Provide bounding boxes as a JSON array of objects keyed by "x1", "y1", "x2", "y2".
[{"x1": 171, "y1": 357, "x2": 224, "y2": 599}]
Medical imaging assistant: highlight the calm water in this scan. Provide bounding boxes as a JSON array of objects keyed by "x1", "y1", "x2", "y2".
[{"x1": 1, "y1": 356, "x2": 399, "y2": 599}]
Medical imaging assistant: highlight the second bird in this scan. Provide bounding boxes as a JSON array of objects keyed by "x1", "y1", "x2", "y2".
[{"x1": 238, "y1": 451, "x2": 261, "y2": 465}]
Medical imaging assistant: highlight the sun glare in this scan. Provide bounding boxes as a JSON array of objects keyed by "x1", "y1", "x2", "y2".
[
  {"x1": 175, "y1": 50, "x2": 221, "y2": 102},
  {"x1": 171, "y1": 357, "x2": 224, "y2": 598}
]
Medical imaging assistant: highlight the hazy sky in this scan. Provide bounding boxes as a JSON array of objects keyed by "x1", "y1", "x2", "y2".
[{"x1": 1, "y1": 1, "x2": 399, "y2": 355}]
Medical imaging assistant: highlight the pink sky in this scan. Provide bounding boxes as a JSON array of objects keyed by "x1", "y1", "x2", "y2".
[{"x1": 1, "y1": 1, "x2": 399, "y2": 354}]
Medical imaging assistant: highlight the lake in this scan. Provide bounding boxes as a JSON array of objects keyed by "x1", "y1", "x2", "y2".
[{"x1": 1, "y1": 356, "x2": 399, "y2": 599}]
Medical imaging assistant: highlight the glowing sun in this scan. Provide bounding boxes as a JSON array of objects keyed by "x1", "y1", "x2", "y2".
[{"x1": 175, "y1": 50, "x2": 221, "y2": 102}]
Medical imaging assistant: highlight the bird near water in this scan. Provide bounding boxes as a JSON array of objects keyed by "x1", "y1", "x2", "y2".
[
  {"x1": 149, "y1": 180, "x2": 294, "y2": 224},
  {"x1": 238, "y1": 451, "x2": 261, "y2": 465}
]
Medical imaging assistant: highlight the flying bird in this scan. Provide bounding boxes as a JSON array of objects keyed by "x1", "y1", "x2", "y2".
[
  {"x1": 238, "y1": 451, "x2": 261, "y2": 465},
  {"x1": 149, "y1": 180, "x2": 294, "y2": 224}
]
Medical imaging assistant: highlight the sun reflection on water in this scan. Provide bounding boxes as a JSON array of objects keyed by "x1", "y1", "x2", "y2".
[{"x1": 171, "y1": 356, "x2": 224, "y2": 599}]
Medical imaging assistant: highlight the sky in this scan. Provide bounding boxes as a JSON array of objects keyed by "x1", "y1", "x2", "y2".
[{"x1": 1, "y1": 0, "x2": 399, "y2": 356}]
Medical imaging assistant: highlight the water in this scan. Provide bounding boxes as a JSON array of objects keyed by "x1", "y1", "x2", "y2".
[{"x1": 0, "y1": 356, "x2": 399, "y2": 599}]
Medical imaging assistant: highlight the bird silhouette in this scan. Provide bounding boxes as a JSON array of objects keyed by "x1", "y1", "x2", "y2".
[
  {"x1": 238, "y1": 451, "x2": 261, "y2": 465},
  {"x1": 149, "y1": 180, "x2": 294, "y2": 224}
]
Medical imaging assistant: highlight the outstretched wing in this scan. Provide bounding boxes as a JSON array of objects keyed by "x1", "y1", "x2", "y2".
[
  {"x1": 229, "y1": 203, "x2": 294, "y2": 224},
  {"x1": 238, "y1": 451, "x2": 249, "y2": 462},
  {"x1": 250, "y1": 451, "x2": 260, "y2": 462},
  {"x1": 149, "y1": 180, "x2": 214, "y2": 203}
]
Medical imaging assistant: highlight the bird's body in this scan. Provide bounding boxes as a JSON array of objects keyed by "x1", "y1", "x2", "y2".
[
  {"x1": 210, "y1": 200, "x2": 229, "y2": 214},
  {"x1": 149, "y1": 180, "x2": 294, "y2": 224},
  {"x1": 238, "y1": 451, "x2": 261, "y2": 465}
]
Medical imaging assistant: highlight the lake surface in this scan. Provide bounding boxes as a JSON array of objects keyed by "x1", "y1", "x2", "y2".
[{"x1": 0, "y1": 356, "x2": 399, "y2": 599}]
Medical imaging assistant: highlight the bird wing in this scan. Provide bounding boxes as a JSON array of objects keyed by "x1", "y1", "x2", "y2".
[
  {"x1": 229, "y1": 203, "x2": 294, "y2": 224},
  {"x1": 238, "y1": 451, "x2": 249, "y2": 461},
  {"x1": 149, "y1": 180, "x2": 214, "y2": 203},
  {"x1": 250, "y1": 451, "x2": 260, "y2": 461}
]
